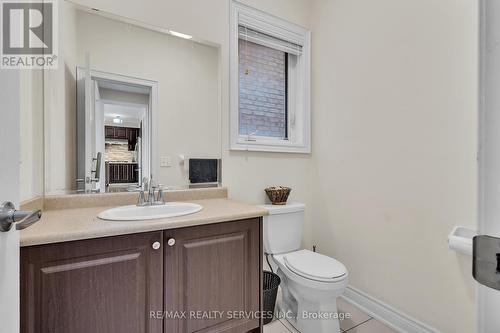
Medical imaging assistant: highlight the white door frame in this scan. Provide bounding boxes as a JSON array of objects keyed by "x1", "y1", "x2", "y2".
[
  {"x1": 478, "y1": 1, "x2": 500, "y2": 331},
  {"x1": 76, "y1": 67, "x2": 159, "y2": 187}
]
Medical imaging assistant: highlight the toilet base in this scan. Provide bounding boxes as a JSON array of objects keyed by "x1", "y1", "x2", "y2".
[
  {"x1": 278, "y1": 295, "x2": 341, "y2": 333},
  {"x1": 275, "y1": 267, "x2": 347, "y2": 333}
]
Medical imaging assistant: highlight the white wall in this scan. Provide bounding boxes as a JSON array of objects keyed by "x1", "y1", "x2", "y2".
[
  {"x1": 309, "y1": 1, "x2": 477, "y2": 332},
  {"x1": 45, "y1": 1, "x2": 78, "y2": 193},
  {"x1": 20, "y1": 70, "x2": 44, "y2": 201}
]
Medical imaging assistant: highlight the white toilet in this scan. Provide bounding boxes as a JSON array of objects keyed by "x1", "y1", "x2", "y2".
[{"x1": 261, "y1": 203, "x2": 348, "y2": 333}]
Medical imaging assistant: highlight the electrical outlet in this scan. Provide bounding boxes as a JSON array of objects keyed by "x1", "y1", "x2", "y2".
[{"x1": 160, "y1": 156, "x2": 172, "y2": 167}]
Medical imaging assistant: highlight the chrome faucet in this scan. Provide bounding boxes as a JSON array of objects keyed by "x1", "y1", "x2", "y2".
[{"x1": 137, "y1": 178, "x2": 166, "y2": 206}]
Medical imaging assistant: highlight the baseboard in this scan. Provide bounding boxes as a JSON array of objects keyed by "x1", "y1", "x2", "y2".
[{"x1": 341, "y1": 286, "x2": 441, "y2": 333}]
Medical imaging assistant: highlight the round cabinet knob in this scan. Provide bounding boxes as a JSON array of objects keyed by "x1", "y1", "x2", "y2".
[
  {"x1": 167, "y1": 238, "x2": 176, "y2": 247},
  {"x1": 152, "y1": 241, "x2": 161, "y2": 250}
]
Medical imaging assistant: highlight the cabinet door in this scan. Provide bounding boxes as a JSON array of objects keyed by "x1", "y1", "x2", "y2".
[
  {"x1": 105, "y1": 126, "x2": 115, "y2": 139},
  {"x1": 130, "y1": 163, "x2": 138, "y2": 183},
  {"x1": 21, "y1": 232, "x2": 164, "y2": 333},
  {"x1": 109, "y1": 164, "x2": 119, "y2": 183},
  {"x1": 120, "y1": 164, "x2": 129, "y2": 182},
  {"x1": 105, "y1": 162, "x2": 110, "y2": 185},
  {"x1": 115, "y1": 127, "x2": 127, "y2": 139},
  {"x1": 127, "y1": 128, "x2": 138, "y2": 151},
  {"x1": 164, "y1": 219, "x2": 262, "y2": 333}
]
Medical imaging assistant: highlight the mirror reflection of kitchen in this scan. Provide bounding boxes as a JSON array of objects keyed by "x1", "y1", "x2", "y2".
[
  {"x1": 76, "y1": 69, "x2": 154, "y2": 194},
  {"x1": 102, "y1": 83, "x2": 148, "y2": 193}
]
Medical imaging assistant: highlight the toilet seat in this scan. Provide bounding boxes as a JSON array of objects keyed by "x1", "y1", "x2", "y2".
[{"x1": 283, "y1": 250, "x2": 347, "y2": 282}]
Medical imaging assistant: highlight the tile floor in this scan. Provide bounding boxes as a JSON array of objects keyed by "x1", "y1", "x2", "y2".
[{"x1": 263, "y1": 297, "x2": 398, "y2": 333}]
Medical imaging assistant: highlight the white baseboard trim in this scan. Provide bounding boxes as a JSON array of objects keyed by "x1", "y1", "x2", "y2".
[{"x1": 341, "y1": 286, "x2": 441, "y2": 333}]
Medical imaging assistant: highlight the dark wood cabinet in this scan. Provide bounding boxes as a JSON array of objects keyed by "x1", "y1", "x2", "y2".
[
  {"x1": 105, "y1": 126, "x2": 140, "y2": 151},
  {"x1": 105, "y1": 125, "x2": 128, "y2": 140},
  {"x1": 21, "y1": 232, "x2": 163, "y2": 333},
  {"x1": 115, "y1": 126, "x2": 128, "y2": 139},
  {"x1": 127, "y1": 127, "x2": 139, "y2": 150},
  {"x1": 106, "y1": 162, "x2": 138, "y2": 185},
  {"x1": 105, "y1": 126, "x2": 115, "y2": 138},
  {"x1": 164, "y1": 219, "x2": 261, "y2": 333},
  {"x1": 21, "y1": 219, "x2": 262, "y2": 333}
]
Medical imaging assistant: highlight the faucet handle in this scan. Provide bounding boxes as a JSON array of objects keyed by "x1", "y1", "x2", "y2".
[{"x1": 137, "y1": 190, "x2": 146, "y2": 206}]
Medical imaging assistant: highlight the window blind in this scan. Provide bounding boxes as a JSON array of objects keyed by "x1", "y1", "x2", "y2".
[{"x1": 238, "y1": 25, "x2": 302, "y2": 55}]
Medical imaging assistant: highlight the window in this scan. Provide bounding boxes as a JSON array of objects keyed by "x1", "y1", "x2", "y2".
[
  {"x1": 239, "y1": 39, "x2": 288, "y2": 139},
  {"x1": 230, "y1": 1, "x2": 311, "y2": 153}
]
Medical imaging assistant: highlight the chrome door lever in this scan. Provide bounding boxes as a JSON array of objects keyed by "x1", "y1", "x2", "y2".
[{"x1": 0, "y1": 201, "x2": 42, "y2": 232}]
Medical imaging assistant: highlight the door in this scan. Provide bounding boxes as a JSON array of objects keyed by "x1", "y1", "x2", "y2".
[
  {"x1": 478, "y1": 1, "x2": 500, "y2": 331},
  {"x1": 94, "y1": 83, "x2": 105, "y2": 192},
  {"x1": 76, "y1": 65, "x2": 92, "y2": 192},
  {"x1": 0, "y1": 68, "x2": 21, "y2": 333},
  {"x1": 164, "y1": 219, "x2": 261, "y2": 333},
  {"x1": 21, "y1": 232, "x2": 164, "y2": 333}
]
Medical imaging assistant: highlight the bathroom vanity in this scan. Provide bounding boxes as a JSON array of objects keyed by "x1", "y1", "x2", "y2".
[{"x1": 19, "y1": 190, "x2": 267, "y2": 333}]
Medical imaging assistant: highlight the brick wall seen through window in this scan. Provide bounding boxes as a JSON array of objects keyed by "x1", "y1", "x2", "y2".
[{"x1": 238, "y1": 39, "x2": 287, "y2": 138}]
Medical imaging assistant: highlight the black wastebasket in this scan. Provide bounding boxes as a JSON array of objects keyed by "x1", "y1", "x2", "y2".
[{"x1": 263, "y1": 270, "x2": 281, "y2": 325}]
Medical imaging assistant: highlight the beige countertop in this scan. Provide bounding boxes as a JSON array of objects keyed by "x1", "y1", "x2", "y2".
[{"x1": 20, "y1": 193, "x2": 268, "y2": 247}]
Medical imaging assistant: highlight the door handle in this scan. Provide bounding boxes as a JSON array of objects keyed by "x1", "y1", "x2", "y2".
[{"x1": 0, "y1": 201, "x2": 42, "y2": 232}]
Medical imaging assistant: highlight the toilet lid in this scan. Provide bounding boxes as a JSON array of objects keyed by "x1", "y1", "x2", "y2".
[{"x1": 284, "y1": 250, "x2": 347, "y2": 282}]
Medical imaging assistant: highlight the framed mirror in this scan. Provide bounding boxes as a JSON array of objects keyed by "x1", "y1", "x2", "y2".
[{"x1": 44, "y1": 1, "x2": 221, "y2": 194}]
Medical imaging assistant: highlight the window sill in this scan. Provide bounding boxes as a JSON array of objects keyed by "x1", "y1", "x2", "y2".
[{"x1": 230, "y1": 140, "x2": 310, "y2": 154}]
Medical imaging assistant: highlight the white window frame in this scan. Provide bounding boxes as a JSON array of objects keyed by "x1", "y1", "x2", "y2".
[{"x1": 230, "y1": 1, "x2": 311, "y2": 153}]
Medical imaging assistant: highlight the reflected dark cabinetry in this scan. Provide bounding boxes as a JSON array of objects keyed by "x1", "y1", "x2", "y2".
[
  {"x1": 21, "y1": 218, "x2": 262, "y2": 333},
  {"x1": 106, "y1": 162, "x2": 138, "y2": 185},
  {"x1": 127, "y1": 127, "x2": 139, "y2": 150},
  {"x1": 105, "y1": 126, "x2": 140, "y2": 151}
]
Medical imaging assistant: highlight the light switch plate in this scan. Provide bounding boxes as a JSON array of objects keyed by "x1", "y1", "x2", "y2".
[{"x1": 160, "y1": 156, "x2": 172, "y2": 167}]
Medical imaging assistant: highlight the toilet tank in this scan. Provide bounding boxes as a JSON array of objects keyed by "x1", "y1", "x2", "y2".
[{"x1": 260, "y1": 203, "x2": 305, "y2": 254}]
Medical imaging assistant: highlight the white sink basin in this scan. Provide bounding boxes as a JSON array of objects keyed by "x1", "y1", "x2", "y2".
[{"x1": 97, "y1": 202, "x2": 203, "y2": 221}]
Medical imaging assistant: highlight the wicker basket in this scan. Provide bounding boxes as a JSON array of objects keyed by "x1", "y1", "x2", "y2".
[{"x1": 265, "y1": 186, "x2": 292, "y2": 205}]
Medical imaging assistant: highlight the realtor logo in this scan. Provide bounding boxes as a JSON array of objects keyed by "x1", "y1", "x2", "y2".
[{"x1": 1, "y1": 0, "x2": 58, "y2": 68}]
